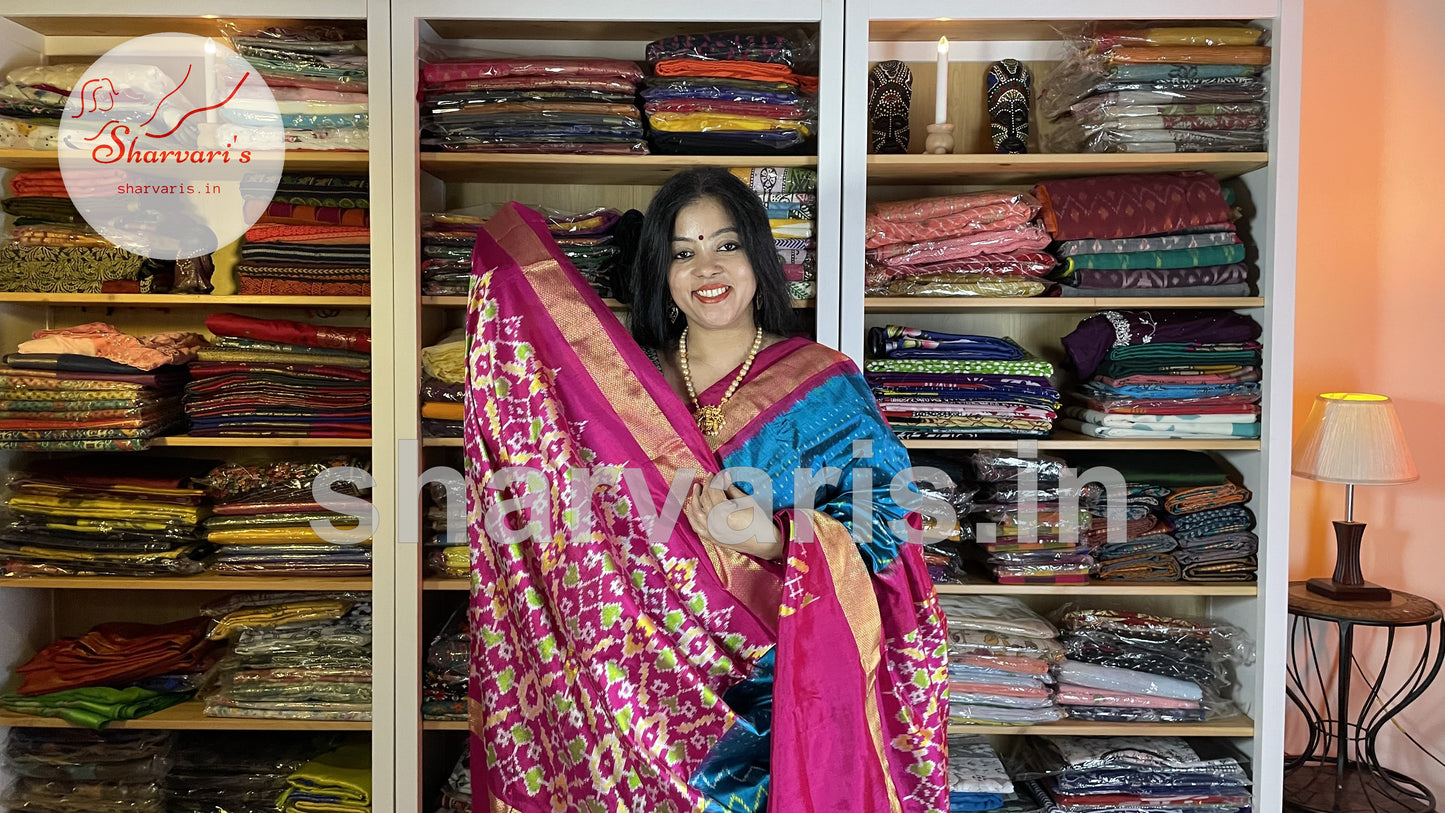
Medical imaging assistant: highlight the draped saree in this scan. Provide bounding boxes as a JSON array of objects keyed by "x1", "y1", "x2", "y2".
[{"x1": 464, "y1": 203, "x2": 948, "y2": 813}]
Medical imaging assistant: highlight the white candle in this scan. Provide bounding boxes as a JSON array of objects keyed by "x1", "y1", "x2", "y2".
[{"x1": 935, "y1": 36, "x2": 949, "y2": 125}]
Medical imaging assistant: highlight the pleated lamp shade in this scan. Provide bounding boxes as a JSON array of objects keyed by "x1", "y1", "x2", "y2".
[{"x1": 1292, "y1": 393, "x2": 1419, "y2": 485}]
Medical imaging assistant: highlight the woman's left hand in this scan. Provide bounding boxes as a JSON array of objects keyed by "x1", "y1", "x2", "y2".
[{"x1": 684, "y1": 477, "x2": 785, "y2": 561}]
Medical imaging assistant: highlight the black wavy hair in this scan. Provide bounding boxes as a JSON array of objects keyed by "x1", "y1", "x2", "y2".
[{"x1": 629, "y1": 167, "x2": 794, "y2": 350}]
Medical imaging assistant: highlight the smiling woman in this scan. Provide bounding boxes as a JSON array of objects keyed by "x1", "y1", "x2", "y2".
[{"x1": 462, "y1": 170, "x2": 951, "y2": 813}]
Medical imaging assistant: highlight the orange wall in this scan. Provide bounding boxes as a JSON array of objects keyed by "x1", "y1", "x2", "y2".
[{"x1": 1293, "y1": 0, "x2": 1445, "y2": 787}]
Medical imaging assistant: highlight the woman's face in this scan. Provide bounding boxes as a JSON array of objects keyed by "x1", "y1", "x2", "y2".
[{"x1": 667, "y1": 196, "x2": 757, "y2": 334}]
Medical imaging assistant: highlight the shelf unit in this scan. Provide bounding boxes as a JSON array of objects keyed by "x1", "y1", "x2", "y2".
[
  {"x1": 843, "y1": 2, "x2": 1300, "y2": 810},
  {"x1": 0, "y1": 2, "x2": 396, "y2": 809},
  {"x1": 390, "y1": 2, "x2": 842, "y2": 809}
]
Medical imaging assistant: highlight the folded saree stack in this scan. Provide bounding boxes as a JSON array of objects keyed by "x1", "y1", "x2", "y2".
[
  {"x1": 642, "y1": 33, "x2": 818, "y2": 155},
  {"x1": 1052, "y1": 608, "x2": 1251, "y2": 723},
  {"x1": 3, "y1": 729, "x2": 174, "y2": 813},
  {"x1": 224, "y1": 26, "x2": 369, "y2": 152},
  {"x1": 238, "y1": 174, "x2": 371, "y2": 295},
  {"x1": 420, "y1": 205, "x2": 627, "y2": 298},
  {"x1": 0, "y1": 456, "x2": 216, "y2": 578},
  {"x1": 1036, "y1": 171, "x2": 1254, "y2": 297},
  {"x1": 941, "y1": 596, "x2": 1064, "y2": 726},
  {"x1": 1059, "y1": 309, "x2": 1262, "y2": 439},
  {"x1": 423, "y1": 476, "x2": 465, "y2": 577},
  {"x1": 186, "y1": 313, "x2": 371, "y2": 438},
  {"x1": 946, "y1": 735, "x2": 1014, "y2": 812},
  {"x1": 730, "y1": 166, "x2": 818, "y2": 299},
  {"x1": 196, "y1": 457, "x2": 373, "y2": 576},
  {"x1": 421, "y1": 607, "x2": 468, "y2": 721},
  {"x1": 964, "y1": 452, "x2": 1095, "y2": 584},
  {"x1": 165, "y1": 731, "x2": 336, "y2": 813},
  {"x1": 279, "y1": 741, "x2": 373, "y2": 813},
  {"x1": 203, "y1": 593, "x2": 373, "y2": 721},
  {"x1": 0, "y1": 617, "x2": 215, "y2": 728},
  {"x1": 420, "y1": 57, "x2": 646, "y2": 154},
  {"x1": 0, "y1": 321, "x2": 199, "y2": 450},
  {"x1": 0, "y1": 170, "x2": 173, "y2": 293},
  {"x1": 419, "y1": 328, "x2": 465, "y2": 439},
  {"x1": 904, "y1": 453, "x2": 977, "y2": 585},
  {"x1": 864, "y1": 326, "x2": 1059, "y2": 440},
  {"x1": 1040, "y1": 24, "x2": 1270, "y2": 154},
  {"x1": 863, "y1": 190, "x2": 1058, "y2": 298},
  {"x1": 432, "y1": 746, "x2": 471, "y2": 813},
  {"x1": 1023, "y1": 736, "x2": 1252, "y2": 811},
  {"x1": 0, "y1": 63, "x2": 80, "y2": 150}
]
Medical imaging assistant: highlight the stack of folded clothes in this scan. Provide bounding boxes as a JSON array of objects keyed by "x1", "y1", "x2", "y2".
[
  {"x1": 204, "y1": 594, "x2": 372, "y2": 721},
  {"x1": 0, "y1": 456, "x2": 215, "y2": 578},
  {"x1": 186, "y1": 313, "x2": 371, "y2": 438},
  {"x1": 196, "y1": 457, "x2": 373, "y2": 577},
  {"x1": 419, "y1": 205, "x2": 630, "y2": 299},
  {"x1": 3, "y1": 729, "x2": 173, "y2": 813},
  {"x1": 420, "y1": 57, "x2": 646, "y2": 154},
  {"x1": 1041, "y1": 24, "x2": 1270, "y2": 154},
  {"x1": 1035, "y1": 171, "x2": 1253, "y2": 297},
  {"x1": 0, "y1": 617, "x2": 217, "y2": 728},
  {"x1": 963, "y1": 452, "x2": 1095, "y2": 584},
  {"x1": 432, "y1": 746, "x2": 471, "y2": 813},
  {"x1": 423, "y1": 473, "x2": 466, "y2": 579},
  {"x1": 0, "y1": 322, "x2": 199, "y2": 451},
  {"x1": 865, "y1": 326, "x2": 1059, "y2": 440},
  {"x1": 904, "y1": 453, "x2": 976, "y2": 585},
  {"x1": 279, "y1": 741, "x2": 372, "y2": 813},
  {"x1": 165, "y1": 731, "x2": 336, "y2": 813},
  {"x1": 1060, "y1": 309, "x2": 1262, "y2": 439},
  {"x1": 236, "y1": 218, "x2": 370, "y2": 296},
  {"x1": 642, "y1": 33, "x2": 818, "y2": 155},
  {"x1": 1024, "y1": 736, "x2": 1252, "y2": 811},
  {"x1": 422, "y1": 607, "x2": 468, "y2": 721},
  {"x1": 863, "y1": 191, "x2": 1058, "y2": 298},
  {"x1": 223, "y1": 27, "x2": 370, "y2": 152},
  {"x1": 238, "y1": 174, "x2": 371, "y2": 295},
  {"x1": 730, "y1": 166, "x2": 818, "y2": 299},
  {"x1": 421, "y1": 329, "x2": 464, "y2": 439},
  {"x1": 1166, "y1": 482, "x2": 1259, "y2": 582},
  {"x1": 941, "y1": 595, "x2": 1064, "y2": 726},
  {"x1": 946, "y1": 734, "x2": 1014, "y2": 812},
  {"x1": 0, "y1": 171, "x2": 176, "y2": 293},
  {"x1": 1052, "y1": 607, "x2": 1251, "y2": 723},
  {"x1": 0, "y1": 63, "x2": 84, "y2": 150}
]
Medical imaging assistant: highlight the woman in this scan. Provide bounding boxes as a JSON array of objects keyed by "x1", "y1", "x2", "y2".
[{"x1": 465, "y1": 168, "x2": 948, "y2": 813}]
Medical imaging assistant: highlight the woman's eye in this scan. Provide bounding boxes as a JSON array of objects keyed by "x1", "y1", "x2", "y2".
[
  {"x1": 720, "y1": 241, "x2": 739, "y2": 252},
  {"x1": 672, "y1": 250, "x2": 694, "y2": 261}
]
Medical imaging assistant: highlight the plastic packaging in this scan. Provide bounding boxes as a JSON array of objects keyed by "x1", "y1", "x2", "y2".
[
  {"x1": 873, "y1": 274, "x2": 1053, "y2": 298},
  {"x1": 645, "y1": 32, "x2": 810, "y2": 68},
  {"x1": 938, "y1": 595, "x2": 1058, "y2": 638}
]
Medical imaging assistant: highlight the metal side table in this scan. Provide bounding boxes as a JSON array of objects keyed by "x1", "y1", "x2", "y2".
[{"x1": 1285, "y1": 581, "x2": 1444, "y2": 813}]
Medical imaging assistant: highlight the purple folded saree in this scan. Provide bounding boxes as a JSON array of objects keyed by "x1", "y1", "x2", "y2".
[{"x1": 465, "y1": 203, "x2": 947, "y2": 813}]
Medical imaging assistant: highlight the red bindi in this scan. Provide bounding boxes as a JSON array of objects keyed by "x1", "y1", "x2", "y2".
[{"x1": 697, "y1": 235, "x2": 704, "y2": 240}]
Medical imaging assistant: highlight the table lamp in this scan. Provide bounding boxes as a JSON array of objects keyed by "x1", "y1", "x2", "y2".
[{"x1": 1292, "y1": 393, "x2": 1418, "y2": 601}]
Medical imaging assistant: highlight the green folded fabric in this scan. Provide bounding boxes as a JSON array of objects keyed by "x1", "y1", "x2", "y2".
[
  {"x1": 280, "y1": 742, "x2": 372, "y2": 812},
  {"x1": 0, "y1": 687, "x2": 191, "y2": 729},
  {"x1": 1060, "y1": 243, "x2": 1245, "y2": 271},
  {"x1": 863, "y1": 358, "x2": 1054, "y2": 377}
]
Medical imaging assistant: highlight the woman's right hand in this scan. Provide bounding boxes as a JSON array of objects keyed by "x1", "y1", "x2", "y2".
[{"x1": 684, "y1": 478, "x2": 784, "y2": 562}]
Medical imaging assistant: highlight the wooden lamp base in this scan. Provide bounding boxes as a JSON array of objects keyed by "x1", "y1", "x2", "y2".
[{"x1": 1305, "y1": 520, "x2": 1393, "y2": 602}]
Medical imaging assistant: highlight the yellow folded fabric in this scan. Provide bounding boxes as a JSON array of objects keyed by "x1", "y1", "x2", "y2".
[
  {"x1": 421, "y1": 330, "x2": 466, "y2": 385},
  {"x1": 207, "y1": 526, "x2": 372, "y2": 545},
  {"x1": 1100, "y1": 26, "x2": 1265, "y2": 47},
  {"x1": 1108, "y1": 46, "x2": 1272, "y2": 65},
  {"x1": 769, "y1": 219, "x2": 815, "y2": 239},
  {"x1": 0, "y1": 543, "x2": 199, "y2": 563},
  {"x1": 420, "y1": 402, "x2": 463, "y2": 421},
  {"x1": 645, "y1": 112, "x2": 813, "y2": 135},
  {"x1": 5, "y1": 494, "x2": 204, "y2": 525},
  {"x1": 280, "y1": 743, "x2": 372, "y2": 813},
  {"x1": 209, "y1": 599, "x2": 355, "y2": 640}
]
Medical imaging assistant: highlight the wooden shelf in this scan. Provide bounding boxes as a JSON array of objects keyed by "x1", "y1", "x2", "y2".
[
  {"x1": 422, "y1": 296, "x2": 815, "y2": 310},
  {"x1": 419, "y1": 154, "x2": 818, "y2": 185},
  {"x1": 423, "y1": 578, "x2": 469, "y2": 591},
  {"x1": 0, "y1": 701, "x2": 371, "y2": 731},
  {"x1": 0, "y1": 576, "x2": 372, "y2": 591},
  {"x1": 936, "y1": 580, "x2": 1255, "y2": 597},
  {"x1": 901, "y1": 431, "x2": 1260, "y2": 451},
  {"x1": 0, "y1": 149, "x2": 367, "y2": 173},
  {"x1": 865, "y1": 153, "x2": 1269, "y2": 185},
  {"x1": 151, "y1": 436, "x2": 372, "y2": 448},
  {"x1": 948, "y1": 713, "x2": 1254, "y2": 737},
  {"x1": 421, "y1": 438, "x2": 463, "y2": 447},
  {"x1": 865, "y1": 296, "x2": 1265, "y2": 312},
  {"x1": 0, "y1": 293, "x2": 371, "y2": 308},
  {"x1": 422, "y1": 719, "x2": 468, "y2": 730}
]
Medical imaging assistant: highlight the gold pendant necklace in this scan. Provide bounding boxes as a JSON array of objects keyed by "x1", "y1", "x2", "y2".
[{"x1": 679, "y1": 325, "x2": 764, "y2": 437}]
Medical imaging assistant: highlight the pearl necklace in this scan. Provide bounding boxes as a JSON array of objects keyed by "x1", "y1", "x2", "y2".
[{"x1": 679, "y1": 325, "x2": 764, "y2": 437}]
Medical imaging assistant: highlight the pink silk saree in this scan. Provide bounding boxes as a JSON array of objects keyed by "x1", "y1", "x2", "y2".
[{"x1": 465, "y1": 203, "x2": 948, "y2": 812}]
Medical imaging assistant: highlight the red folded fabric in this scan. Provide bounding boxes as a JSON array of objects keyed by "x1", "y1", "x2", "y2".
[
  {"x1": 1033, "y1": 171, "x2": 1233, "y2": 241},
  {"x1": 421, "y1": 58, "x2": 644, "y2": 86},
  {"x1": 204, "y1": 314, "x2": 371, "y2": 353},
  {"x1": 17, "y1": 617, "x2": 215, "y2": 695}
]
